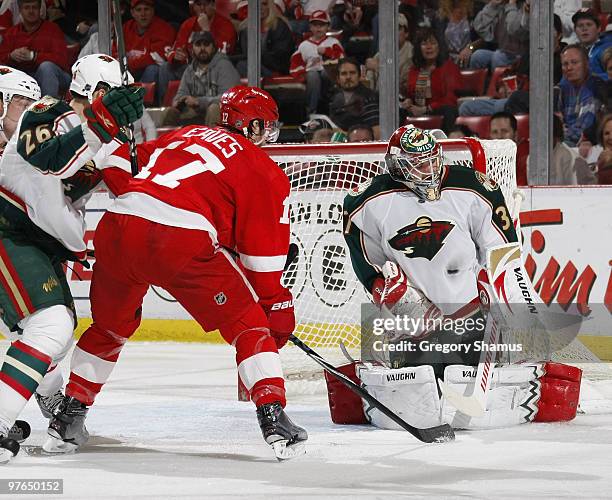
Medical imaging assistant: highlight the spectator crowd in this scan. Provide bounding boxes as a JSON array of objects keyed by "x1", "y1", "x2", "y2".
[{"x1": 0, "y1": 0, "x2": 610, "y2": 185}]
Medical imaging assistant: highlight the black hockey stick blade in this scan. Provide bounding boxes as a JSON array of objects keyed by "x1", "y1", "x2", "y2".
[
  {"x1": 284, "y1": 242, "x2": 299, "y2": 270},
  {"x1": 112, "y1": 0, "x2": 138, "y2": 177},
  {"x1": 289, "y1": 335, "x2": 455, "y2": 443}
]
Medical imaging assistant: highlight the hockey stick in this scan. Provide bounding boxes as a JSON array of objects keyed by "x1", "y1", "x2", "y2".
[
  {"x1": 111, "y1": 0, "x2": 138, "y2": 177},
  {"x1": 289, "y1": 334, "x2": 455, "y2": 443},
  {"x1": 437, "y1": 309, "x2": 501, "y2": 417}
]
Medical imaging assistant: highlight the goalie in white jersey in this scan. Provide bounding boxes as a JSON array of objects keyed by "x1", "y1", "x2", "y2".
[
  {"x1": 344, "y1": 125, "x2": 517, "y2": 369},
  {"x1": 339, "y1": 125, "x2": 582, "y2": 430}
]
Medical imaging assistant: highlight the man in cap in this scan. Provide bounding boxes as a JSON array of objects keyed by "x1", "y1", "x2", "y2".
[{"x1": 162, "y1": 30, "x2": 240, "y2": 126}]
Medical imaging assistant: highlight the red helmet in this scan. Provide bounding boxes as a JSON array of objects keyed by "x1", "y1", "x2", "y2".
[
  {"x1": 220, "y1": 85, "x2": 280, "y2": 144},
  {"x1": 385, "y1": 125, "x2": 443, "y2": 201}
]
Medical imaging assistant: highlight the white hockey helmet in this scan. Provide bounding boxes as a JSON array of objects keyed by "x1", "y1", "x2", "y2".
[
  {"x1": 0, "y1": 66, "x2": 41, "y2": 120},
  {"x1": 70, "y1": 54, "x2": 134, "y2": 103}
]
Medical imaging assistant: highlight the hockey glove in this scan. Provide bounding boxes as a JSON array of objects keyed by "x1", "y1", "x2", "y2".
[
  {"x1": 261, "y1": 289, "x2": 295, "y2": 349},
  {"x1": 84, "y1": 85, "x2": 145, "y2": 143},
  {"x1": 372, "y1": 261, "x2": 410, "y2": 309}
]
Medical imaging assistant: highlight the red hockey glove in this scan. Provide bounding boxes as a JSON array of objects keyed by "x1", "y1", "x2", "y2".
[
  {"x1": 371, "y1": 261, "x2": 409, "y2": 309},
  {"x1": 84, "y1": 85, "x2": 145, "y2": 143},
  {"x1": 261, "y1": 289, "x2": 295, "y2": 349}
]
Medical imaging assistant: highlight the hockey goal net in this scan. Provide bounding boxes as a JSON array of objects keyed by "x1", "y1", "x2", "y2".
[{"x1": 263, "y1": 139, "x2": 607, "y2": 390}]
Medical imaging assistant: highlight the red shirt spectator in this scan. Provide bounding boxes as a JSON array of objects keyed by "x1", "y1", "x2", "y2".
[
  {"x1": 405, "y1": 58, "x2": 461, "y2": 111},
  {"x1": 167, "y1": 0, "x2": 236, "y2": 63},
  {"x1": 0, "y1": 3, "x2": 68, "y2": 73},
  {"x1": 122, "y1": 0, "x2": 176, "y2": 75}
]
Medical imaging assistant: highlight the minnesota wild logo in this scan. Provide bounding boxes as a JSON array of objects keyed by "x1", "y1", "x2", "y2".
[
  {"x1": 31, "y1": 95, "x2": 58, "y2": 113},
  {"x1": 400, "y1": 128, "x2": 436, "y2": 154},
  {"x1": 388, "y1": 216, "x2": 455, "y2": 260},
  {"x1": 475, "y1": 171, "x2": 498, "y2": 192},
  {"x1": 42, "y1": 276, "x2": 59, "y2": 293}
]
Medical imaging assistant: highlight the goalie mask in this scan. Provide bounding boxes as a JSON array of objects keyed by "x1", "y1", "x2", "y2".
[
  {"x1": 385, "y1": 125, "x2": 443, "y2": 202},
  {"x1": 70, "y1": 54, "x2": 134, "y2": 103},
  {"x1": 220, "y1": 85, "x2": 280, "y2": 145},
  {"x1": 0, "y1": 66, "x2": 41, "y2": 121}
]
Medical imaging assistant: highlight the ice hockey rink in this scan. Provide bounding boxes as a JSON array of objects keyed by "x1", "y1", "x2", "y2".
[{"x1": 1, "y1": 341, "x2": 611, "y2": 500}]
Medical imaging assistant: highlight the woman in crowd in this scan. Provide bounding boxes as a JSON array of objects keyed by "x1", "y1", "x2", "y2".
[
  {"x1": 401, "y1": 27, "x2": 461, "y2": 133},
  {"x1": 235, "y1": 0, "x2": 294, "y2": 77}
]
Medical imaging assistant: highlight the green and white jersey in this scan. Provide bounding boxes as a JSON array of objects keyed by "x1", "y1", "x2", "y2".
[
  {"x1": 343, "y1": 166, "x2": 518, "y2": 316},
  {"x1": 0, "y1": 96, "x2": 108, "y2": 255}
]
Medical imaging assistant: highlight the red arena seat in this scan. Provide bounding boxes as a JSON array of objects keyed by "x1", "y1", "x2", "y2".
[
  {"x1": 459, "y1": 69, "x2": 488, "y2": 96},
  {"x1": 141, "y1": 82, "x2": 156, "y2": 107},
  {"x1": 162, "y1": 80, "x2": 180, "y2": 107},
  {"x1": 404, "y1": 115, "x2": 444, "y2": 130},
  {"x1": 455, "y1": 115, "x2": 491, "y2": 138},
  {"x1": 515, "y1": 114, "x2": 529, "y2": 142}
]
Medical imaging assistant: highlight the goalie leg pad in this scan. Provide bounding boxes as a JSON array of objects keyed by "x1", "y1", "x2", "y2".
[
  {"x1": 534, "y1": 362, "x2": 581, "y2": 422},
  {"x1": 358, "y1": 364, "x2": 441, "y2": 430},
  {"x1": 442, "y1": 363, "x2": 544, "y2": 429},
  {"x1": 324, "y1": 362, "x2": 368, "y2": 425}
]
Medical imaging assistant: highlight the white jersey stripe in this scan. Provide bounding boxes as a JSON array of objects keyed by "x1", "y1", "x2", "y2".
[
  {"x1": 108, "y1": 191, "x2": 219, "y2": 241},
  {"x1": 239, "y1": 253, "x2": 286, "y2": 272},
  {"x1": 237, "y1": 351, "x2": 283, "y2": 390},
  {"x1": 70, "y1": 346, "x2": 117, "y2": 384}
]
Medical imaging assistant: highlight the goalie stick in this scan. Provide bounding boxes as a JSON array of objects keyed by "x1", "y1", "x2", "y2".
[
  {"x1": 111, "y1": 0, "x2": 138, "y2": 177},
  {"x1": 437, "y1": 308, "x2": 501, "y2": 417},
  {"x1": 289, "y1": 334, "x2": 455, "y2": 443}
]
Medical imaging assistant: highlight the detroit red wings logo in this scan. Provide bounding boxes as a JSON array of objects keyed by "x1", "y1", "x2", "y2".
[{"x1": 388, "y1": 216, "x2": 455, "y2": 260}]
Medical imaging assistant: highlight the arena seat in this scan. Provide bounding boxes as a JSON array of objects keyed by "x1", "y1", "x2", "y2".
[
  {"x1": 264, "y1": 75, "x2": 307, "y2": 125},
  {"x1": 141, "y1": 82, "x2": 156, "y2": 107},
  {"x1": 455, "y1": 115, "x2": 491, "y2": 138},
  {"x1": 458, "y1": 69, "x2": 488, "y2": 96},
  {"x1": 515, "y1": 113, "x2": 529, "y2": 142},
  {"x1": 163, "y1": 80, "x2": 180, "y2": 107},
  {"x1": 66, "y1": 43, "x2": 81, "y2": 68},
  {"x1": 404, "y1": 115, "x2": 444, "y2": 130}
]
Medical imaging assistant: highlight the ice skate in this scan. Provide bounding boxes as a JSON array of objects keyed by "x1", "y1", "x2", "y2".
[
  {"x1": 256, "y1": 401, "x2": 307, "y2": 461},
  {"x1": 35, "y1": 390, "x2": 65, "y2": 419},
  {"x1": 43, "y1": 396, "x2": 90, "y2": 454},
  {"x1": 0, "y1": 424, "x2": 20, "y2": 465}
]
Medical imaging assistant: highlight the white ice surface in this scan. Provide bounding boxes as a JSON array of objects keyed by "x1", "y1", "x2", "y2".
[{"x1": 1, "y1": 341, "x2": 611, "y2": 499}]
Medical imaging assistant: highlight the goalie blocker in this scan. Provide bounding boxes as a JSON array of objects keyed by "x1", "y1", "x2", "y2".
[{"x1": 325, "y1": 361, "x2": 581, "y2": 429}]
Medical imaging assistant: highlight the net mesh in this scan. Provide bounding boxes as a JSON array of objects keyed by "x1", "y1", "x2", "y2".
[{"x1": 267, "y1": 140, "x2": 608, "y2": 387}]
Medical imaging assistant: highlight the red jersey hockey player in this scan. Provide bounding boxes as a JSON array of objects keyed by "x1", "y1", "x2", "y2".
[
  {"x1": 289, "y1": 10, "x2": 344, "y2": 114},
  {"x1": 46, "y1": 86, "x2": 307, "y2": 461}
]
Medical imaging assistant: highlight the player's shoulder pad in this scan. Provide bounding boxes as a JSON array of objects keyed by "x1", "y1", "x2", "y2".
[
  {"x1": 19, "y1": 96, "x2": 74, "y2": 133},
  {"x1": 442, "y1": 164, "x2": 507, "y2": 207},
  {"x1": 343, "y1": 173, "x2": 406, "y2": 216}
]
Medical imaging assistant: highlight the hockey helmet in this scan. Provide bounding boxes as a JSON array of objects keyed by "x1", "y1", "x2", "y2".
[
  {"x1": 70, "y1": 54, "x2": 134, "y2": 103},
  {"x1": 0, "y1": 66, "x2": 41, "y2": 120},
  {"x1": 385, "y1": 125, "x2": 443, "y2": 201},
  {"x1": 220, "y1": 85, "x2": 279, "y2": 145}
]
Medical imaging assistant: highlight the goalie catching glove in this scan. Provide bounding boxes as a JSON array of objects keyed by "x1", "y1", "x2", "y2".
[
  {"x1": 84, "y1": 85, "x2": 145, "y2": 143},
  {"x1": 372, "y1": 262, "x2": 441, "y2": 339},
  {"x1": 261, "y1": 288, "x2": 295, "y2": 349}
]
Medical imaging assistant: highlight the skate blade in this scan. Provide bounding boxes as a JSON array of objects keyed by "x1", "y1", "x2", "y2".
[
  {"x1": 42, "y1": 433, "x2": 78, "y2": 455},
  {"x1": 271, "y1": 440, "x2": 306, "y2": 461}
]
